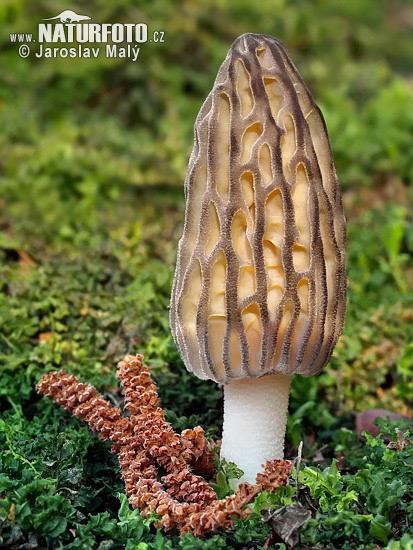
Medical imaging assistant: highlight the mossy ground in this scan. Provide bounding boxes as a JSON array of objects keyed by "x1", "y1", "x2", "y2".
[{"x1": 0, "y1": 1, "x2": 412, "y2": 548}]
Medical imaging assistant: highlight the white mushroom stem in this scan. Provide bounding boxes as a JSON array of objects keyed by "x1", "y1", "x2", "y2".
[{"x1": 220, "y1": 373, "x2": 292, "y2": 483}]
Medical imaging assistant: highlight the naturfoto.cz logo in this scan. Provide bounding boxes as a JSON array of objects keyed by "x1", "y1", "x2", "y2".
[{"x1": 9, "y1": 9, "x2": 165, "y2": 62}]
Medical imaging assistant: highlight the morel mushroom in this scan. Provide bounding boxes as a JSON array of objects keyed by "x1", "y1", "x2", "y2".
[{"x1": 170, "y1": 33, "x2": 346, "y2": 482}]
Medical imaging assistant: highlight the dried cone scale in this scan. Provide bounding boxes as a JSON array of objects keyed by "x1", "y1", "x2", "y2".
[{"x1": 170, "y1": 34, "x2": 346, "y2": 482}]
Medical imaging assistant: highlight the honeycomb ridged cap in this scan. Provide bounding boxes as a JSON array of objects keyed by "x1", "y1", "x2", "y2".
[{"x1": 170, "y1": 33, "x2": 346, "y2": 383}]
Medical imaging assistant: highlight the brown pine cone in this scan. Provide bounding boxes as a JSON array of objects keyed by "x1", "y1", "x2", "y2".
[{"x1": 37, "y1": 357, "x2": 291, "y2": 538}]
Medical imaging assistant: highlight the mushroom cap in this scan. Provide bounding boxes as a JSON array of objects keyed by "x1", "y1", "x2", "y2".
[{"x1": 170, "y1": 33, "x2": 346, "y2": 383}]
